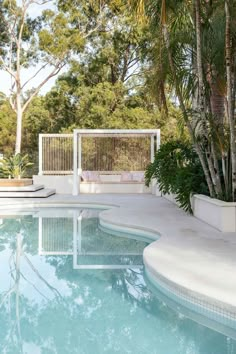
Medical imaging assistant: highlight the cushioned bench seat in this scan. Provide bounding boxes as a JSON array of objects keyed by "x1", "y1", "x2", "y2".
[
  {"x1": 33, "y1": 172, "x2": 152, "y2": 194},
  {"x1": 81, "y1": 171, "x2": 145, "y2": 182},
  {"x1": 80, "y1": 180, "x2": 151, "y2": 194},
  {"x1": 81, "y1": 181, "x2": 145, "y2": 184}
]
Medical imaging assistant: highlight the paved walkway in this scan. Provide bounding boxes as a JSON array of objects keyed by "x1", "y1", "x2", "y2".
[{"x1": 0, "y1": 194, "x2": 236, "y2": 315}]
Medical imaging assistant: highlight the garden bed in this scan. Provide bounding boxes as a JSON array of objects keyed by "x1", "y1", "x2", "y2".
[{"x1": 0, "y1": 179, "x2": 33, "y2": 187}]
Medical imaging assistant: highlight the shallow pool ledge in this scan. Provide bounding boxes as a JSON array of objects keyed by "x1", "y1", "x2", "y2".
[
  {"x1": 99, "y1": 217, "x2": 159, "y2": 243},
  {"x1": 99, "y1": 205, "x2": 236, "y2": 326},
  {"x1": 143, "y1": 241, "x2": 236, "y2": 323}
]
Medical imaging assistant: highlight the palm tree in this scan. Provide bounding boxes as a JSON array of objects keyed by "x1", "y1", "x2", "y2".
[
  {"x1": 225, "y1": 0, "x2": 236, "y2": 200},
  {"x1": 129, "y1": 0, "x2": 236, "y2": 200}
]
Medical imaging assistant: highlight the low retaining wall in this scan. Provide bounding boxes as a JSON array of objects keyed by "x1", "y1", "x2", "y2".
[
  {"x1": 162, "y1": 193, "x2": 179, "y2": 206},
  {"x1": 161, "y1": 193, "x2": 236, "y2": 232},
  {"x1": 33, "y1": 175, "x2": 152, "y2": 194},
  {"x1": 192, "y1": 194, "x2": 236, "y2": 232}
]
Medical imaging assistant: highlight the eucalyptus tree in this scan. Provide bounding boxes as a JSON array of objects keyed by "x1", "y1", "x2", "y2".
[
  {"x1": 43, "y1": 1, "x2": 162, "y2": 131},
  {"x1": 0, "y1": 0, "x2": 105, "y2": 154},
  {"x1": 0, "y1": 96, "x2": 16, "y2": 155}
]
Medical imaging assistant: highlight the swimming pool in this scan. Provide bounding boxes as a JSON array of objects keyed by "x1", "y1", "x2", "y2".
[{"x1": 0, "y1": 208, "x2": 235, "y2": 353}]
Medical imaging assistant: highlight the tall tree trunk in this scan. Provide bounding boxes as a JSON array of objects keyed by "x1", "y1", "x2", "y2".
[
  {"x1": 160, "y1": 0, "x2": 214, "y2": 196},
  {"x1": 194, "y1": 0, "x2": 205, "y2": 114},
  {"x1": 194, "y1": 0, "x2": 224, "y2": 198},
  {"x1": 15, "y1": 92, "x2": 22, "y2": 154},
  {"x1": 225, "y1": 0, "x2": 236, "y2": 200},
  {"x1": 161, "y1": 21, "x2": 215, "y2": 196}
]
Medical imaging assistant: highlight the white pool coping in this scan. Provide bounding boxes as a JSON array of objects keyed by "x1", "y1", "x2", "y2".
[{"x1": 0, "y1": 194, "x2": 236, "y2": 322}]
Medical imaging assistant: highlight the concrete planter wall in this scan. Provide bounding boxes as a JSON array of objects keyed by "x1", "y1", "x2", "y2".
[
  {"x1": 161, "y1": 192, "x2": 236, "y2": 232},
  {"x1": 151, "y1": 181, "x2": 162, "y2": 196},
  {"x1": 162, "y1": 192, "x2": 179, "y2": 205},
  {"x1": 192, "y1": 194, "x2": 236, "y2": 232}
]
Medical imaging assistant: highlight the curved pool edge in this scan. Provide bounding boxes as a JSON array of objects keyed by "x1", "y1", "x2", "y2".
[
  {"x1": 99, "y1": 217, "x2": 159, "y2": 243},
  {"x1": 144, "y1": 268, "x2": 236, "y2": 340},
  {"x1": 0, "y1": 200, "x2": 118, "y2": 211},
  {"x1": 144, "y1": 265, "x2": 236, "y2": 337},
  {"x1": 99, "y1": 209, "x2": 236, "y2": 333},
  {"x1": 1, "y1": 196, "x2": 236, "y2": 336}
]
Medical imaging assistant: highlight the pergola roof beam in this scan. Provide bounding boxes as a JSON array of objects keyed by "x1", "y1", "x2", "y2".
[{"x1": 73, "y1": 129, "x2": 159, "y2": 137}]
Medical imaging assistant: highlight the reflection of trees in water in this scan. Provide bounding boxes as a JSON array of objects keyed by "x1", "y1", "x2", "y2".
[
  {"x1": 0, "y1": 217, "x2": 63, "y2": 353},
  {"x1": 45, "y1": 255, "x2": 236, "y2": 354},
  {"x1": 0, "y1": 216, "x2": 235, "y2": 354}
]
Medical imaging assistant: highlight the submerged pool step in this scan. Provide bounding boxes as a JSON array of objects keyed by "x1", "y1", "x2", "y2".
[{"x1": 0, "y1": 188, "x2": 56, "y2": 198}]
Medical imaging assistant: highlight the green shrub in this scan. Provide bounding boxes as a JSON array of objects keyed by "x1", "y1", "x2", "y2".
[
  {"x1": 145, "y1": 140, "x2": 209, "y2": 213},
  {"x1": 0, "y1": 154, "x2": 33, "y2": 179},
  {"x1": 0, "y1": 166, "x2": 6, "y2": 178}
]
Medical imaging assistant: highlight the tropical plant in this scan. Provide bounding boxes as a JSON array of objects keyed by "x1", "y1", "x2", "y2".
[
  {"x1": 0, "y1": 166, "x2": 6, "y2": 178},
  {"x1": 129, "y1": 0, "x2": 236, "y2": 201},
  {"x1": 145, "y1": 140, "x2": 208, "y2": 212},
  {"x1": 0, "y1": 153, "x2": 33, "y2": 179}
]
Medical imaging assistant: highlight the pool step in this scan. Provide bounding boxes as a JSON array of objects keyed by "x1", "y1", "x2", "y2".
[
  {"x1": 0, "y1": 188, "x2": 56, "y2": 198},
  {"x1": 0, "y1": 184, "x2": 44, "y2": 192}
]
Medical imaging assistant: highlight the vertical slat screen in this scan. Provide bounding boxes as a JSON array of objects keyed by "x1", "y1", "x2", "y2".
[
  {"x1": 42, "y1": 134, "x2": 73, "y2": 175},
  {"x1": 40, "y1": 133, "x2": 153, "y2": 174}
]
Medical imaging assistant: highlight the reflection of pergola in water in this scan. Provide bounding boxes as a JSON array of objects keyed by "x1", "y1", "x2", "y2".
[{"x1": 37, "y1": 209, "x2": 144, "y2": 269}]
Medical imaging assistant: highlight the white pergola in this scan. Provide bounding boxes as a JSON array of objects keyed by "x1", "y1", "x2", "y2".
[{"x1": 73, "y1": 129, "x2": 161, "y2": 195}]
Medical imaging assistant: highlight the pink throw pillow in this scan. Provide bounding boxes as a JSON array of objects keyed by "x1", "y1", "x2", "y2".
[
  {"x1": 88, "y1": 171, "x2": 100, "y2": 182},
  {"x1": 132, "y1": 172, "x2": 144, "y2": 182},
  {"x1": 121, "y1": 172, "x2": 133, "y2": 181},
  {"x1": 81, "y1": 171, "x2": 89, "y2": 181}
]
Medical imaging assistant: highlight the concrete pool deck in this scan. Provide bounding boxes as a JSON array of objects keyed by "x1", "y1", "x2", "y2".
[{"x1": 0, "y1": 193, "x2": 236, "y2": 318}]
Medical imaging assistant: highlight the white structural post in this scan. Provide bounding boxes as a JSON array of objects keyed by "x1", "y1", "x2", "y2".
[
  {"x1": 156, "y1": 129, "x2": 161, "y2": 150},
  {"x1": 151, "y1": 135, "x2": 155, "y2": 162},
  {"x1": 38, "y1": 134, "x2": 43, "y2": 176},
  {"x1": 73, "y1": 131, "x2": 78, "y2": 195},
  {"x1": 78, "y1": 134, "x2": 82, "y2": 194}
]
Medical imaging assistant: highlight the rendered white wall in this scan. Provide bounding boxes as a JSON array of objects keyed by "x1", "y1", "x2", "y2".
[
  {"x1": 34, "y1": 175, "x2": 74, "y2": 194},
  {"x1": 162, "y1": 193, "x2": 180, "y2": 206},
  {"x1": 192, "y1": 194, "x2": 236, "y2": 232},
  {"x1": 80, "y1": 182, "x2": 151, "y2": 194},
  {"x1": 33, "y1": 175, "x2": 152, "y2": 194},
  {"x1": 99, "y1": 175, "x2": 121, "y2": 182}
]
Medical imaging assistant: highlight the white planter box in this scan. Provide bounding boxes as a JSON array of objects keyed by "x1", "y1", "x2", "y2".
[
  {"x1": 192, "y1": 194, "x2": 236, "y2": 232},
  {"x1": 151, "y1": 181, "x2": 161, "y2": 196},
  {"x1": 162, "y1": 192, "x2": 178, "y2": 205}
]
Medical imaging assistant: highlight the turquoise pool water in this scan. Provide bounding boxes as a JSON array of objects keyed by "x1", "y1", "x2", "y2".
[{"x1": 0, "y1": 208, "x2": 235, "y2": 354}]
